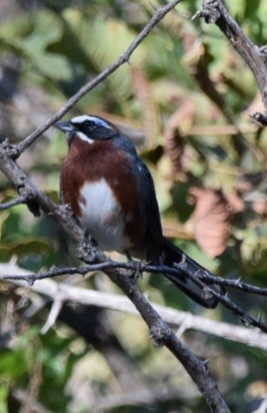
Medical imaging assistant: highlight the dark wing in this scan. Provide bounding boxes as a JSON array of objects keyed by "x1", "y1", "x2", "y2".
[
  {"x1": 113, "y1": 135, "x2": 220, "y2": 308},
  {"x1": 114, "y1": 135, "x2": 163, "y2": 262},
  {"x1": 135, "y1": 159, "x2": 164, "y2": 262}
]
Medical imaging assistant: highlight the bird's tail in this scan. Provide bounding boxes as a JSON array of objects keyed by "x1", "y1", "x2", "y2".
[{"x1": 162, "y1": 238, "x2": 219, "y2": 308}]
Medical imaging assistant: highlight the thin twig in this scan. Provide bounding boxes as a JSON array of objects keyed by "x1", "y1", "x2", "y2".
[
  {"x1": 198, "y1": 272, "x2": 267, "y2": 296},
  {"x1": 0, "y1": 195, "x2": 26, "y2": 210},
  {"x1": 178, "y1": 263, "x2": 267, "y2": 333},
  {"x1": 0, "y1": 141, "x2": 230, "y2": 413},
  {"x1": 197, "y1": 0, "x2": 267, "y2": 109},
  {"x1": 3, "y1": 261, "x2": 267, "y2": 298},
  {"x1": 13, "y1": 0, "x2": 181, "y2": 157},
  {"x1": 1, "y1": 262, "x2": 267, "y2": 351}
]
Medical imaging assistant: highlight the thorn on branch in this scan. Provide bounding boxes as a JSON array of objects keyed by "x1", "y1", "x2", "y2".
[
  {"x1": 203, "y1": 359, "x2": 210, "y2": 369},
  {"x1": 49, "y1": 265, "x2": 58, "y2": 273},
  {"x1": 202, "y1": 285, "x2": 215, "y2": 301},
  {"x1": 235, "y1": 277, "x2": 243, "y2": 288},
  {"x1": 240, "y1": 316, "x2": 252, "y2": 329},
  {"x1": 27, "y1": 275, "x2": 36, "y2": 287},
  {"x1": 257, "y1": 313, "x2": 263, "y2": 324}
]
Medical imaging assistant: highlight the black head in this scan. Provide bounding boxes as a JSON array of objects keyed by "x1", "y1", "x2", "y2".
[{"x1": 54, "y1": 115, "x2": 118, "y2": 143}]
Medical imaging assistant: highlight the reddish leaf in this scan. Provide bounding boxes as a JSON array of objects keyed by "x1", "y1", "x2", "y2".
[
  {"x1": 186, "y1": 188, "x2": 231, "y2": 258},
  {"x1": 164, "y1": 99, "x2": 196, "y2": 175}
]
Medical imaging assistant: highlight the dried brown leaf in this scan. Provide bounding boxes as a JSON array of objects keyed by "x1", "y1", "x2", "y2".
[
  {"x1": 186, "y1": 188, "x2": 231, "y2": 258},
  {"x1": 164, "y1": 100, "x2": 196, "y2": 175}
]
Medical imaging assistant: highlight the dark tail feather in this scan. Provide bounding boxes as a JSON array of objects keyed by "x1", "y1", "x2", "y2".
[{"x1": 162, "y1": 238, "x2": 219, "y2": 308}]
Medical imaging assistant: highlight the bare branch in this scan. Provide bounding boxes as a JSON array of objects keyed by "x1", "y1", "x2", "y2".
[
  {"x1": 3, "y1": 259, "x2": 267, "y2": 298},
  {"x1": 175, "y1": 262, "x2": 267, "y2": 333},
  {"x1": 0, "y1": 143, "x2": 85, "y2": 245},
  {"x1": 1, "y1": 262, "x2": 267, "y2": 351},
  {"x1": 12, "y1": 0, "x2": 181, "y2": 158},
  {"x1": 4, "y1": 2, "x2": 267, "y2": 409},
  {"x1": 0, "y1": 195, "x2": 26, "y2": 210},
  {"x1": 196, "y1": 0, "x2": 267, "y2": 110},
  {"x1": 0, "y1": 143, "x2": 266, "y2": 336},
  {"x1": 198, "y1": 272, "x2": 267, "y2": 296},
  {"x1": 0, "y1": 143, "x2": 230, "y2": 413}
]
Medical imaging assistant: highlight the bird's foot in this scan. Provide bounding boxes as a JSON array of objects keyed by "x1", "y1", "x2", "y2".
[{"x1": 129, "y1": 259, "x2": 148, "y2": 282}]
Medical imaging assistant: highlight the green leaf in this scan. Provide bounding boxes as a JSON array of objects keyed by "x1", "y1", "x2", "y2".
[
  {"x1": 0, "y1": 348, "x2": 28, "y2": 380},
  {"x1": 0, "y1": 386, "x2": 8, "y2": 413},
  {"x1": 0, "y1": 238, "x2": 52, "y2": 262},
  {"x1": 61, "y1": 10, "x2": 145, "y2": 116},
  {"x1": 0, "y1": 211, "x2": 9, "y2": 239},
  {"x1": 244, "y1": 0, "x2": 261, "y2": 19}
]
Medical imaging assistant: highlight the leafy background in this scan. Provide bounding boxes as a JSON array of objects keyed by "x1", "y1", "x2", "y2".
[{"x1": 0, "y1": 0, "x2": 267, "y2": 412}]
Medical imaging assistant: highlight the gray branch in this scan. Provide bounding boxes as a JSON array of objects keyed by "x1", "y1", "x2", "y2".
[
  {"x1": 0, "y1": 142, "x2": 230, "y2": 412},
  {"x1": 1, "y1": 262, "x2": 267, "y2": 352},
  {"x1": 0, "y1": 195, "x2": 26, "y2": 210},
  {"x1": 197, "y1": 0, "x2": 267, "y2": 121},
  {"x1": 13, "y1": 0, "x2": 182, "y2": 158}
]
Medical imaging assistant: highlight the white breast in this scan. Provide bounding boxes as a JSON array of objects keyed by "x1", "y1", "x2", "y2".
[{"x1": 78, "y1": 179, "x2": 131, "y2": 252}]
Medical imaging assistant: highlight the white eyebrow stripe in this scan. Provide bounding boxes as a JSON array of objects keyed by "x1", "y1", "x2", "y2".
[
  {"x1": 76, "y1": 131, "x2": 94, "y2": 144},
  {"x1": 71, "y1": 115, "x2": 114, "y2": 130}
]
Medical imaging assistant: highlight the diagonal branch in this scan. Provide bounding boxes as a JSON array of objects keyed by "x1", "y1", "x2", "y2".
[
  {"x1": 196, "y1": 0, "x2": 267, "y2": 110},
  {"x1": 175, "y1": 262, "x2": 267, "y2": 333},
  {"x1": 13, "y1": 0, "x2": 181, "y2": 158},
  {"x1": 0, "y1": 140, "x2": 230, "y2": 413}
]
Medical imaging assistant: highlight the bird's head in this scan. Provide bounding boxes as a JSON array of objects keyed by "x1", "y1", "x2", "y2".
[{"x1": 54, "y1": 115, "x2": 118, "y2": 144}]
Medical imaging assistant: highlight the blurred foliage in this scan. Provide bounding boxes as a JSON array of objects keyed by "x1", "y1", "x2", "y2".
[{"x1": 0, "y1": 0, "x2": 267, "y2": 412}]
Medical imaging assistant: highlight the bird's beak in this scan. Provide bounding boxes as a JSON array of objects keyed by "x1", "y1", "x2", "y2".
[{"x1": 53, "y1": 121, "x2": 75, "y2": 133}]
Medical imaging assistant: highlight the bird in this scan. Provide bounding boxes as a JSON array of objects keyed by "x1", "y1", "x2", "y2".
[{"x1": 54, "y1": 114, "x2": 219, "y2": 308}]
